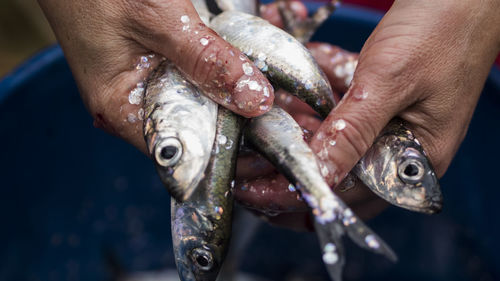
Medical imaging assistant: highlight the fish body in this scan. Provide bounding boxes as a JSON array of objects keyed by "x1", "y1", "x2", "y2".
[
  {"x1": 143, "y1": 60, "x2": 218, "y2": 202},
  {"x1": 244, "y1": 106, "x2": 396, "y2": 281},
  {"x1": 353, "y1": 120, "x2": 443, "y2": 214},
  {"x1": 210, "y1": 11, "x2": 335, "y2": 118},
  {"x1": 172, "y1": 108, "x2": 243, "y2": 281},
  {"x1": 191, "y1": 0, "x2": 212, "y2": 24},
  {"x1": 215, "y1": 0, "x2": 260, "y2": 16}
]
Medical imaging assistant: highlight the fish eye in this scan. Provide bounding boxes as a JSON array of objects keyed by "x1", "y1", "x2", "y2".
[
  {"x1": 398, "y1": 159, "x2": 425, "y2": 184},
  {"x1": 154, "y1": 138, "x2": 182, "y2": 167},
  {"x1": 191, "y1": 248, "x2": 214, "y2": 271}
]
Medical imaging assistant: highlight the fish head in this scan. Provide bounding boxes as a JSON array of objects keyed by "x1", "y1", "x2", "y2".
[
  {"x1": 391, "y1": 144, "x2": 443, "y2": 213},
  {"x1": 356, "y1": 126, "x2": 443, "y2": 214},
  {"x1": 150, "y1": 129, "x2": 208, "y2": 202},
  {"x1": 172, "y1": 204, "x2": 225, "y2": 281}
]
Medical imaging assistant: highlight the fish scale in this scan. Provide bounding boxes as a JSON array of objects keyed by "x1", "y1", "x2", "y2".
[
  {"x1": 244, "y1": 106, "x2": 396, "y2": 281},
  {"x1": 211, "y1": 11, "x2": 335, "y2": 118},
  {"x1": 143, "y1": 60, "x2": 218, "y2": 202},
  {"x1": 172, "y1": 107, "x2": 243, "y2": 281}
]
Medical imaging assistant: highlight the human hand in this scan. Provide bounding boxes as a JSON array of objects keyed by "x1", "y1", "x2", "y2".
[
  {"x1": 310, "y1": 0, "x2": 500, "y2": 190},
  {"x1": 38, "y1": 0, "x2": 274, "y2": 152},
  {"x1": 234, "y1": 0, "x2": 500, "y2": 230}
]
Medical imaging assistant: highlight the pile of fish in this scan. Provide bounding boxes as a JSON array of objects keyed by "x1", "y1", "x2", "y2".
[{"x1": 141, "y1": 1, "x2": 444, "y2": 280}]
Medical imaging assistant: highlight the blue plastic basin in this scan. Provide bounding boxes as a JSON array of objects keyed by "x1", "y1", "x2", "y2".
[{"x1": 1, "y1": 5, "x2": 499, "y2": 281}]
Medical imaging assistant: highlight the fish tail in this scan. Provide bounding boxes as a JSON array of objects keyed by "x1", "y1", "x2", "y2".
[
  {"x1": 314, "y1": 220, "x2": 345, "y2": 281},
  {"x1": 313, "y1": 207, "x2": 397, "y2": 281},
  {"x1": 343, "y1": 217, "x2": 398, "y2": 262}
]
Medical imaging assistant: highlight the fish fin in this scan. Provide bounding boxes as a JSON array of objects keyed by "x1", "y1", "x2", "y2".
[
  {"x1": 343, "y1": 217, "x2": 398, "y2": 262},
  {"x1": 314, "y1": 220, "x2": 346, "y2": 281}
]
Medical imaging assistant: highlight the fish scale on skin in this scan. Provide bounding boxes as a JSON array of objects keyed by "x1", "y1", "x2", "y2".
[
  {"x1": 143, "y1": 60, "x2": 218, "y2": 202},
  {"x1": 210, "y1": 11, "x2": 335, "y2": 118},
  {"x1": 244, "y1": 106, "x2": 396, "y2": 281},
  {"x1": 172, "y1": 108, "x2": 243, "y2": 281}
]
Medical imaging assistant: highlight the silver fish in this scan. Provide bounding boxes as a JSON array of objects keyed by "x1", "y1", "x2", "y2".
[
  {"x1": 353, "y1": 120, "x2": 443, "y2": 213},
  {"x1": 215, "y1": 0, "x2": 260, "y2": 16},
  {"x1": 210, "y1": 11, "x2": 335, "y2": 118},
  {"x1": 244, "y1": 106, "x2": 396, "y2": 281},
  {"x1": 172, "y1": 108, "x2": 243, "y2": 281},
  {"x1": 191, "y1": 0, "x2": 212, "y2": 24},
  {"x1": 143, "y1": 60, "x2": 218, "y2": 202}
]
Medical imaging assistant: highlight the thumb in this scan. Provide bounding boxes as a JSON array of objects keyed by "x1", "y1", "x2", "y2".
[
  {"x1": 126, "y1": 0, "x2": 274, "y2": 117},
  {"x1": 309, "y1": 52, "x2": 416, "y2": 186}
]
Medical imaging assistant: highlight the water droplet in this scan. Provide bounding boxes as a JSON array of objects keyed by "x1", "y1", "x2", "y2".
[
  {"x1": 323, "y1": 251, "x2": 338, "y2": 264},
  {"x1": 353, "y1": 89, "x2": 369, "y2": 100},
  {"x1": 258, "y1": 88, "x2": 268, "y2": 99},
  {"x1": 218, "y1": 135, "x2": 227, "y2": 145},
  {"x1": 365, "y1": 234, "x2": 380, "y2": 249},
  {"x1": 242, "y1": 62, "x2": 254, "y2": 76},
  {"x1": 129, "y1": 83, "x2": 144, "y2": 105},
  {"x1": 230, "y1": 180, "x2": 235, "y2": 188},
  {"x1": 334, "y1": 65, "x2": 345, "y2": 77},
  {"x1": 127, "y1": 113, "x2": 137, "y2": 123},
  {"x1": 137, "y1": 108, "x2": 144, "y2": 120},
  {"x1": 239, "y1": 54, "x2": 246, "y2": 61},
  {"x1": 333, "y1": 119, "x2": 346, "y2": 131},
  {"x1": 225, "y1": 139, "x2": 234, "y2": 150},
  {"x1": 288, "y1": 184, "x2": 296, "y2": 192},
  {"x1": 304, "y1": 80, "x2": 313, "y2": 90},
  {"x1": 319, "y1": 44, "x2": 332, "y2": 54},
  {"x1": 180, "y1": 15, "x2": 190, "y2": 23},
  {"x1": 259, "y1": 105, "x2": 269, "y2": 111},
  {"x1": 329, "y1": 140, "x2": 337, "y2": 146},
  {"x1": 200, "y1": 38, "x2": 209, "y2": 46},
  {"x1": 248, "y1": 80, "x2": 261, "y2": 91},
  {"x1": 324, "y1": 243, "x2": 336, "y2": 252},
  {"x1": 135, "y1": 56, "x2": 151, "y2": 70}
]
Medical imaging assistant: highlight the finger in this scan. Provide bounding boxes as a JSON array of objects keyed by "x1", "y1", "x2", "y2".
[
  {"x1": 274, "y1": 90, "x2": 319, "y2": 117},
  {"x1": 260, "y1": 1, "x2": 308, "y2": 29},
  {"x1": 124, "y1": 0, "x2": 274, "y2": 117},
  {"x1": 234, "y1": 174, "x2": 309, "y2": 213},
  {"x1": 236, "y1": 153, "x2": 275, "y2": 180},
  {"x1": 310, "y1": 49, "x2": 417, "y2": 187},
  {"x1": 307, "y1": 42, "x2": 358, "y2": 94}
]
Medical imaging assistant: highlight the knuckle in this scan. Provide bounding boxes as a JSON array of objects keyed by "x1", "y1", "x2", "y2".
[
  {"x1": 333, "y1": 115, "x2": 379, "y2": 172},
  {"x1": 191, "y1": 41, "x2": 225, "y2": 86}
]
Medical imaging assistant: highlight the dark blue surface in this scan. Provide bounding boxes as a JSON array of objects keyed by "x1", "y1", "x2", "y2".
[{"x1": 1, "y1": 5, "x2": 500, "y2": 281}]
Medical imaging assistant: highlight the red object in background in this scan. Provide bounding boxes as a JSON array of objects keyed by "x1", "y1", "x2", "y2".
[
  {"x1": 342, "y1": 0, "x2": 394, "y2": 11},
  {"x1": 312, "y1": 0, "x2": 500, "y2": 67}
]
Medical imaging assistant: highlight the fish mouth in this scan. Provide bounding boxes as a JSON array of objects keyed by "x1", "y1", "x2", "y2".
[
  {"x1": 397, "y1": 196, "x2": 443, "y2": 214},
  {"x1": 157, "y1": 167, "x2": 203, "y2": 202}
]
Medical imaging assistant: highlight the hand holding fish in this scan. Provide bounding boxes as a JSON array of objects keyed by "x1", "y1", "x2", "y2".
[
  {"x1": 309, "y1": 0, "x2": 500, "y2": 190},
  {"x1": 37, "y1": 0, "x2": 274, "y2": 152}
]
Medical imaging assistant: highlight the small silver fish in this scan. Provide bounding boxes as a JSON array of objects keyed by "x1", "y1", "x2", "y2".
[
  {"x1": 172, "y1": 108, "x2": 243, "y2": 281},
  {"x1": 353, "y1": 120, "x2": 443, "y2": 213},
  {"x1": 244, "y1": 106, "x2": 396, "y2": 281},
  {"x1": 210, "y1": 11, "x2": 335, "y2": 118},
  {"x1": 143, "y1": 60, "x2": 218, "y2": 202}
]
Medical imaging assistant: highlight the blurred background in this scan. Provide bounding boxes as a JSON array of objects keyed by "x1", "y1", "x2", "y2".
[
  {"x1": 0, "y1": 0, "x2": 55, "y2": 76},
  {"x1": 1, "y1": 1, "x2": 499, "y2": 281}
]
